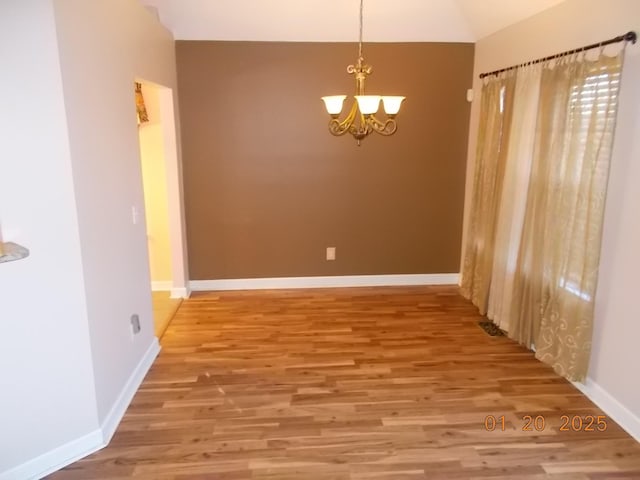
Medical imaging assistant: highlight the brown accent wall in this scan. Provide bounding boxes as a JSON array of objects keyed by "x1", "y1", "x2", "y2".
[{"x1": 176, "y1": 41, "x2": 474, "y2": 280}]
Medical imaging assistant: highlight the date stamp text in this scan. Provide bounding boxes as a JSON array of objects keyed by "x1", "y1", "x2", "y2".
[{"x1": 483, "y1": 414, "x2": 608, "y2": 432}]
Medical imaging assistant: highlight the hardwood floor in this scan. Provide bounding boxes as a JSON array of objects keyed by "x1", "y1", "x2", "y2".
[
  {"x1": 152, "y1": 291, "x2": 182, "y2": 339},
  {"x1": 49, "y1": 286, "x2": 640, "y2": 479}
]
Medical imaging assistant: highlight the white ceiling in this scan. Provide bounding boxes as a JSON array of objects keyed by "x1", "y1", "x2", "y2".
[{"x1": 138, "y1": 0, "x2": 566, "y2": 42}]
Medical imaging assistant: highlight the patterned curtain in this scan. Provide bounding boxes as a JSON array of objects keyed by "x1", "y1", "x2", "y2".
[
  {"x1": 509, "y1": 52, "x2": 623, "y2": 381},
  {"x1": 464, "y1": 48, "x2": 625, "y2": 382}
]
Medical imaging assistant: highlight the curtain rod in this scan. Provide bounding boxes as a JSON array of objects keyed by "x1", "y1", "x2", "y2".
[{"x1": 479, "y1": 31, "x2": 637, "y2": 79}]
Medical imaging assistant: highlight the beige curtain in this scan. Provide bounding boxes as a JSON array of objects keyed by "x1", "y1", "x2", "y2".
[
  {"x1": 509, "y1": 51, "x2": 623, "y2": 381},
  {"x1": 487, "y1": 64, "x2": 542, "y2": 330},
  {"x1": 461, "y1": 73, "x2": 515, "y2": 314}
]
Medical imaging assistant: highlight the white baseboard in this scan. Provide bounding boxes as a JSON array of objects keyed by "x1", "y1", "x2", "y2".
[
  {"x1": 0, "y1": 339, "x2": 161, "y2": 480},
  {"x1": 101, "y1": 338, "x2": 160, "y2": 443},
  {"x1": 152, "y1": 282, "x2": 190, "y2": 299},
  {"x1": 573, "y1": 378, "x2": 640, "y2": 442},
  {"x1": 151, "y1": 281, "x2": 172, "y2": 292},
  {"x1": 189, "y1": 273, "x2": 460, "y2": 292},
  {"x1": 170, "y1": 286, "x2": 190, "y2": 299},
  {"x1": 0, "y1": 428, "x2": 104, "y2": 480}
]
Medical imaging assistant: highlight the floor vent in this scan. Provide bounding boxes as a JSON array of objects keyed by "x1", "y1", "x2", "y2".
[{"x1": 478, "y1": 321, "x2": 505, "y2": 337}]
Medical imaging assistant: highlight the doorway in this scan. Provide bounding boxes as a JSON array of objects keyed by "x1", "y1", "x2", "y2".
[{"x1": 136, "y1": 80, "x2": 188, "y2": 338}]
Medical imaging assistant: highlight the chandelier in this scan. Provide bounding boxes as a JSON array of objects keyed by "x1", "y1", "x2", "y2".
[{"x1": 321, "y1": 0, "x2": 405, "y2": 146}]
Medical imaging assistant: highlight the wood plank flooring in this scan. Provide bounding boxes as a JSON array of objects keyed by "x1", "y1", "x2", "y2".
[
  {"x1": 152, "y1": 291, "x2": 182, "y2": 339},
  {"x1": 49, "y1": 286, "x2": 640, "y2": 479}
]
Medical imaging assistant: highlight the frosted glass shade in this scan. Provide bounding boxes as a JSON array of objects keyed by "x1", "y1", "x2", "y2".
[
  {"x1": 355, "y1": 95, "x2": 381, "y2": 115},
  {"x1": 382, "y1": 96, "x2": 406, "y2": 115},
  {"x1": 322, "y1": 95, "x2": 347, "y2": 115}
]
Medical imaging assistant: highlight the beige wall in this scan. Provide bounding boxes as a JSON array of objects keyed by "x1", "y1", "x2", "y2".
[
  {"x1": 139, "y1": 83, "x2": 173, "y2": 284},
  {"x1": 465, "y1": 0, "x2": 640, "y2": 435},
  {"x1": 177, "y1": 41, "x2": 474, "y2": 280},
  {"x1": 0, "y1": 1, "x2": 99, "y2": 475},
  {"x1": 1, "y1": 0, "x2": 183, "y2": 475},
  {"x1": 2, "y1": 0, "x2": 186, "y2": 476},
  {"x1": 52, "y1": 0, "x2": 183, "y2": 424}
]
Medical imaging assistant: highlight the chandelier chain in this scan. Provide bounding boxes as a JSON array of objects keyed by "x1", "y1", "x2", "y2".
[{"x1": 358, "y1": 0, "x2": 364, "y2": 60}]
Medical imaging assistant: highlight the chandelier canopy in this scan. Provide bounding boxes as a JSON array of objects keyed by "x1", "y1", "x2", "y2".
[{"x1": 321, "y1": 0, "x2": 405, "y2": 146}]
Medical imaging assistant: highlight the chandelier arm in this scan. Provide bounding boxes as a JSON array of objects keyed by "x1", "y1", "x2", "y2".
[
  {"x1": 328, "y1": 102, "x2": 359, "y2": 136},
  {"x1": 369, "y1": 115, "x2": 398, "y2": 136},
  {"x1": 328, "y1": 119, "x2": 348, "y2": 136},
  {"x1": 349, "y1": 111, "x2": 372, "y2": 141},
  {"x1": 348, "y1": 123, "x2": 370, "y2": 140}
]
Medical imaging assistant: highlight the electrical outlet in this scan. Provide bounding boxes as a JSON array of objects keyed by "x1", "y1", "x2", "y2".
[
  {"x1": 326, "y1": 247, "x2": 336, "y2": 261},
  {"x1": 130, "y1": 314, "x2": 141, "y2": 334}
]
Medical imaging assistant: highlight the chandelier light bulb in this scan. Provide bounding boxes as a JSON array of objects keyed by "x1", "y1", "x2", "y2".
[
  {"x1": 322, "y1": 95, "x2": 347, "y2": 116},
  {"x1": 355, "y1": 95, "x2": 381, "y2": 115},
  {"x1": 382, "y1": 96, "x2": 406, "y2": 116}
]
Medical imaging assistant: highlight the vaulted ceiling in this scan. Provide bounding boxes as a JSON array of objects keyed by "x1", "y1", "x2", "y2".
[{"x1": 138, "y1": 0, "x2": 566, "y2": 42}]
